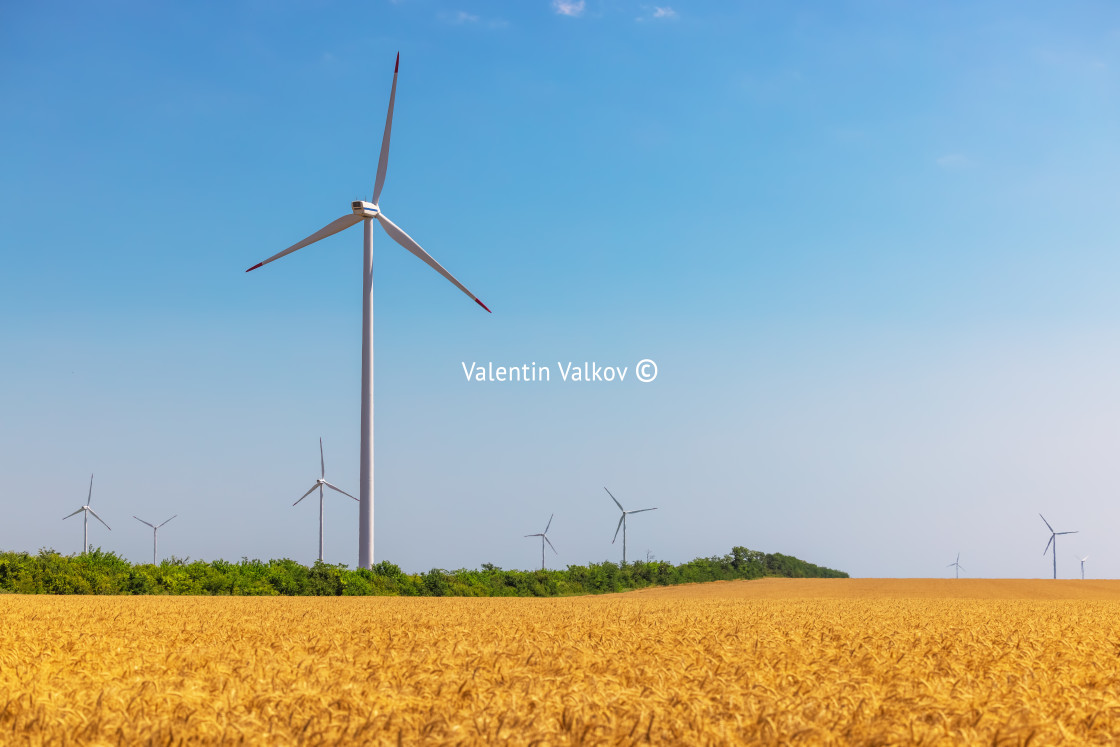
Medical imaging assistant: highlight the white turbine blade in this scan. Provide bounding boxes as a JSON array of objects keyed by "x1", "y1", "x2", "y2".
[
  {"x1": 544, "y1": 535, "x2": 558, "y2": 555},
  {"x1": 1043, "y1": 535, "x2": 1054, "y2": 556},
  {"x1": 375, "y1": 212, "x2": 491, "y2": 312},
  {"x1": 1039, "y1": 513, "x2": 1054, "y2": 533},
  {"x1": 372, "y1": 53, "x2": 399, "y2": 206},
  {"x1": 958, "y1": 565, "x2": 965, "y2": 571},
  {"x1": 629, "y1": 507, "x2": 658, "y2": 514},
  {"x1": 1083, "y1": 555, "x2": 1090, "y2": 562},
  {"x1": 158, "y1": 515, "x2": 177, "y2": 528},
  {"x1": 87, "y1": 473, "x2": 94, "y2": 505},
  {"x1": 323, "y1": 481, "x2": 358, "y2": 501},
  {"x1": 88, "y1": 508, "x2": 111, "y2": 530},
  {"x1": 292, "y1": 483, "x2": 319, "y2": 506},
  {"x1": 544, "y1": 513, "x2": 554, "y2": 534},
  {"x1": 1056, "y1": 531, "x2": 1078, "y2": 535},
  {"x1": 604, "y1": 487, "x2": 624, "y2": 512},
  {"x1": 946, "y1": 562, "x2": 955, "y2": 567},
  {"x1": 62, "y1": 507, "x2": 83, "y2": 520},
  {"x1": 133, "y1": 516, "x2": 155, "y2": 529},
  {"x1": 245, "y1": 214, "x2": 363, "y2": 272},
  {"x1": 525, "y1": 533, "x2": 542, "y2": 538},
  {"x1": 612, "y1": 514, "x2": 625, "y2": 543},
  {"x1": 320, "y1": 438, "x2": 325, "y2": 479}
]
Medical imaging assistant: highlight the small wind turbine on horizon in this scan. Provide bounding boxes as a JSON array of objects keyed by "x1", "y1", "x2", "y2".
[
  {"x1": 524, "y1": 514, "x2": 557, "y2": 571},
  {"x1": 292, "y1": 439, "x2": 358, "y2": 562},
  {"x1": 133, "y1": 515, "x2": 177, "y2": 564},
  {"x1": 605, "y1": 487, "x2": 657, "y2": 565},
  {"x1": 62, "y1": 474, "x2": 110, "y2": 554},
  {"x1": 1040, "y1": 513, "x2": 1077, "y2": 580},
  {"x1": 1075, "y1": 554, "x2": 1089, "y2": 580},
  {"x1": 245, "y1": 54, "x2": 490, "y2": 570},
  {"x1": 947, "y1": 552, "x2": 964, "y2": 579}
]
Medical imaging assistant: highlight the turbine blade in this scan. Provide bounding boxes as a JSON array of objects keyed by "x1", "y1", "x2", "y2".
[
  {"x1": 958, "y1": 565, "x2": 965, "y2": 571},
  {"x1": 1039, "y1": 513, "x2": 1054, "y2": 533},
  {"x1": 133, "y1": 516, "x2": 155, "y2": 528},
  {"x1": 372, "y1": 53, "x2": 399, "y2": 205},
  {"x1": 292, "y1": 483, "x2": 319, "y2": 506},
  {"x1": 158, "y1": 515, "x2": 177, "y2": 528},
  {"x1": 604, "y1": 487, "x2": 624, "y2": 512},
  {"x1": 1056, "y1": 531, "x2": 1078, "y2": 535},
  {"x1": 612, "y1": 514, "x2": 624, "y2": 543},
  {"x1": 629, "y1": 508, "x2": 658, "y2": 514},
  {"x1": 87, "y1": 508, "x2": 111, "y2": 530},
  {"x1": 375, "y1": 213, "x2": 490, "y2": 312},
  {"x1": 544, "y1": 535, "x2": 558, "y2": 555},
  {"x1": 320, "y1": 437, "x2": 325, "y2": 479},
  {"x1": 62, "y1": 507, "x2": 83, "y2": 520},
  {"x1": 524, "y1": 533, "x2": 540, "y2": 538},
  {"x1": 544, "y1": 513, "x2": 553, "y2": 534},
  {"x1": 323, "y1": 481, "x2": 358, "y2": 501},
  {"x1": 88, "y1": 473, "x2": 94, "y2": 505},
  {"x1": 245, "y1": 214, "x2": 363, "y2": 272},
  {"x1": 1043, "y1": 535, "x2": 1053, "y2": 556}
]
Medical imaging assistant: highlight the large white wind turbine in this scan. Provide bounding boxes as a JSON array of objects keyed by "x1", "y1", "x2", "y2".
[
  {"x1": 292, "y1": 438, "x2": 358, "y2": 562},
  {"x1": 947, "y1": 552, "x2": 964, "y2": 579},
  {"x1": 1075, "y1": 554, "x2": 1089, "y2": 580},
  {"x1": 246, "y1": 55, "x2": 490, "y2": 569},
  {"x1": 133, "y1": 515, "x2": 177, "y2": 565},
  {"x1": 1040, "y1": 513, "x2": 1077, "y2": 580},
  {"x1": 605, "y1": 487, "x2": 657, "y2": 565},
  {"x1": 524, "y1": 514, "x2": 557, "y2": 571},
  {"x1": 62, "y1": 474, "x2": 110, "y2": 554}
]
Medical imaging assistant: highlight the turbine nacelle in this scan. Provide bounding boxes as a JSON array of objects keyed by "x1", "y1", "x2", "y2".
[{"x1": 351, "y1": 201, "x2": 380, "y2": 217}]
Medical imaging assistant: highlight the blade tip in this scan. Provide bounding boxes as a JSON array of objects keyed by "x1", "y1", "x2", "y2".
[
  {"x1": 246, "y1": 262, "x2": 263, "y2": 273},
  {"x1": 475, "y1": 298, "x2": 492, "y2": 313}
]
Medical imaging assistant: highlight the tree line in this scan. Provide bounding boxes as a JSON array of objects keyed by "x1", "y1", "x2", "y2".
[{"x1": 0, "y1": 546, "x2": 847, "y2": 596}]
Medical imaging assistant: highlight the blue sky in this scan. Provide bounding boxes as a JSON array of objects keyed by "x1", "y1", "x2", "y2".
[{"x1": 2, "y1": 1, "x2": 1118, "y2": 578}]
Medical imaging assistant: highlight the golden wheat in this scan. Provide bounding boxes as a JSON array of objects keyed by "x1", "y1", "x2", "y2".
[{"x1": 3, "y1": 579, "x2": 1120, "y2": 744}]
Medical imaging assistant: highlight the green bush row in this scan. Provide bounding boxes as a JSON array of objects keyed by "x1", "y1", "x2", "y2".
[{"x1": 0, "y1": 546, "x2": 847, "y2": 596}]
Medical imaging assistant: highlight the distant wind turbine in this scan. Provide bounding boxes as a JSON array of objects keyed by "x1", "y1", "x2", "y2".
[
  {"x1": 1075, "y1": 554, "x2": 1089, "y2": 580},
  {"x1": 293, "y1": 439, "x2": 358, "y2": 562},
  {"x1": 245, "y1": 54, "x2": 490, "y2": 569},
  {"x1": 133, "y1": 515, "x2": 177, "y2": 564},
  {"x1": 62, "y1": 474, "x2": 110, "y2": 553},
  {"x1": 1040, "y1": 514, "x2": 1077, "y2": 580},
  {"x1": 524, "y1": 514, "x2": 557, "y2": 571},
  {"x1": 605, "y1": 487, "x2": 657, "y2": 565},
  {"x1": 947, "y1": 552, "x2": 964, "y2": 579}
]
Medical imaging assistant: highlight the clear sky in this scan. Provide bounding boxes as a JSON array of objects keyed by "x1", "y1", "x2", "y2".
[{"x1": 2, "y1": 1, "x2": 1118, "y2": 578}]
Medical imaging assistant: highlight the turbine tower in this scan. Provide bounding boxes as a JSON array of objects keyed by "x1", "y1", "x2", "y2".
[
  {"x1": 605, "y1": 487, "x2": 657, "y2": 565},
  {"x1": 245, "y1": 55, "x2": 490, "y2": 568},
  {"x1": 524, "y1": 514, "x2": 557, "y2": 571},
  {"x1": 947, "y1": 552, "x2": 964, "y2": 579},
  {"x1": 1075, "y1": 555, "x2": 1089, "y2": 580},
  {"x1": 62, "y1": 474, "x2": 110, "y2": 554},
  {"x1": 1039, "y1": 513, "x2": 1077, "y2": 580},
  {"x1": 292, "y1": 438, "x2": 358, "y2": 562},
  {"x1": 133, "y1": 515, "x2": 177, "y2": 564}
]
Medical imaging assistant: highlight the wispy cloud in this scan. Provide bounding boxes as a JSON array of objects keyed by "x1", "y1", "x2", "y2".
[
  {"x1": 636, "y1": 5, "x2": 678, "y2": 22},
  {"x1": 937, "y1": 153, "x2": 972, "y2": 170},
  {"x1": 553, "y1": 0, "x2": 585, "y2": 17},
  {"x1": 438, "y1": 10, "x2": 479, "y2": 24}
]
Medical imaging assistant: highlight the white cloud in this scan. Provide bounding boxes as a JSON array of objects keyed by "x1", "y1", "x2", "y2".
[
  {"x1": 438, "y1": 10, "x2": 479, "y2": 24},
  {"x1": 553, "y1": 0, "x2": 585, "y2": 17},
  {"x1": 636, "y1": 5, "x2": 678, "y2": 22},
  {"x1": 652, "y1": 6, "x2": 677, "y2": 19}
]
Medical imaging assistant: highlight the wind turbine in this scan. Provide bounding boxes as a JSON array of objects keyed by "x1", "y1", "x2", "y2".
[
  {"x1": 62, "y1": 474, "x2": 110, "y2": 553},
  {"x1": 1040, "y1": 514, "x2": 1077, "y2": 580},
  {"x1": 1075, "y1": 555, "x2": 1089, "y2": 580},
  {"x1": 133, "y1": 515, "x2": 177, "y2": 564},
  {"x1": 524, "y1": 514, "x2": 557, "y2": 571},
  {"x1": 605, "y1": 487, "x2": 657, "y2": 565},
  {"x1": 245, "y1": 54, "x2": 490, "y2": 569},
  {"x1": 292, "y1": 438, "x2": 358, "y2": 562},
  {"x1": 947, "y1": 552, "x2": 964, "y2": 579}
]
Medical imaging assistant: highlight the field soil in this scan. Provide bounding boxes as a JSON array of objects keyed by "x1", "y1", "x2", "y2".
[{"x1": 4, "y1": 579, "x2": 1120, "y2": 744}]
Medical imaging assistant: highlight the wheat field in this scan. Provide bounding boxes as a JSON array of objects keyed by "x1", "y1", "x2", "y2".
[{"x1": 3, "y1": 579, "x2": 1120, "y2": 744}]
